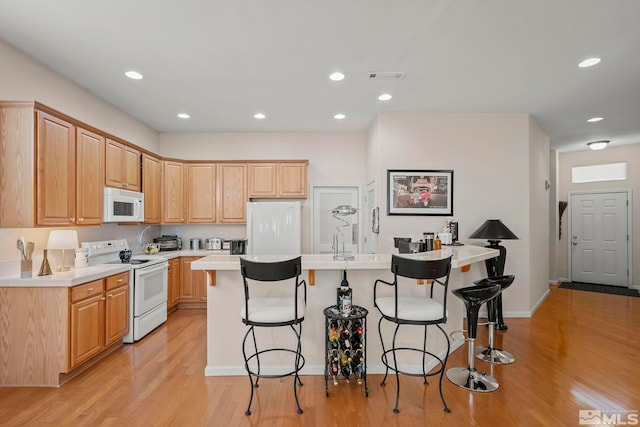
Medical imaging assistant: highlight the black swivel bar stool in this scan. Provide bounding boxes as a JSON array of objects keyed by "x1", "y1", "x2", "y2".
[
  {"x1": 474, "y1": 275, "x2": 516, "y2": 364},
  {"x1": 446, "y1": 283, "x2": 501, "y2": 392},
  {"x1": 240, "y1": 256, "x2": 307, "y2": 415}
]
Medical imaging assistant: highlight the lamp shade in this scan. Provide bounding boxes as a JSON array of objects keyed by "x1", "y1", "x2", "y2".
[
  {"x1": 47, "y1": 230, "x2": 79, "y2": 250},
  {"x1": 469, "y1": 219, "x2": 518, "y2": 241}
]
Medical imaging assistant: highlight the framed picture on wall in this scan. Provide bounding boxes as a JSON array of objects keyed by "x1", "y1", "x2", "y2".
[{"x1": 387, "y1": 169, "x2": 453, "y2": 216}]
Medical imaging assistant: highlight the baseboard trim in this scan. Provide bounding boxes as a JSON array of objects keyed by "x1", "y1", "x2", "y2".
[{"x1": 204, "y1": 339, "x2": 465, "y2": 377}]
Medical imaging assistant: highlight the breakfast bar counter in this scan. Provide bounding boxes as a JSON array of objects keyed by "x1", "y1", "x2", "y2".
[{"x1": 192, "y1": 245, "x2": 498, "y2": 376}]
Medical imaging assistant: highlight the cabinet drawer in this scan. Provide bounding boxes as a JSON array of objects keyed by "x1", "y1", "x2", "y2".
[
  {"x1": 106, "y1": 271, "x2": 129, "y2": 291},
  {"x1": 71, "y1": 279, "x2": 105, "y2": 303}
]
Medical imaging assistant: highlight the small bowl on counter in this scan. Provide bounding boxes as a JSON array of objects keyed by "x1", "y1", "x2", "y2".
[{"x1": 144, "y1": 243, "x2": 160, "y2": 254}]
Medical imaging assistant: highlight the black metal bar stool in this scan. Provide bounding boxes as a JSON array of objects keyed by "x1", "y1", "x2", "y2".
[
  {"x1": 474, "y1": 275, "x2": 516, "y2": 364},
  {"x1": 446, "y1": 283, "x2": 501, "y2": 393},
  {"x1": 240, "y1": 256, "x2": 307, "y2": 415},
  {"x1": 374, "y1": 254, "x2": 453, "y2": 414}
]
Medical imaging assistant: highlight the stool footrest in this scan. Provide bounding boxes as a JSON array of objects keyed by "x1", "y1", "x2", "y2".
[
  {"x1": 245, "y1": 348, "x2": 306, "y2": 379},
  {"x1": 475, "y1": 346, "x2": 515, "y2": 365},
  {"x1": 446, "y1": 367, "x2": 499, "y2": 392},
  {"x1": 380, "y1": 347, "x2": 446, "y2": 377}
]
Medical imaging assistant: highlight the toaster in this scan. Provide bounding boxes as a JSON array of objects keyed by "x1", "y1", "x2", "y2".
[{"x1": 153, "y1": 235, "x2": 181, "y2": 251}]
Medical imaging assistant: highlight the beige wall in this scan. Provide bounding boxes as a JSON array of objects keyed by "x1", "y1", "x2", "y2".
[
  {"x1": 158, "y1": 132, "x2": 367, "y2": 253},
  {"x1": 0, "y1": 39, "x2": 161, "y2": 264},
  {"x1": 369, "y1": 112, "x2": 542, "y2": 315},
  {"x1": 528, "y1": 117, "x2": 550, "y2": 306},
  {"x1": 557, "y1": 144, "x2": 640, "y2": 286}
]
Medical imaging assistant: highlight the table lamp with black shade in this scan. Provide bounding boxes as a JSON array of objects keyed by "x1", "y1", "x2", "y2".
[{"x1": 468, "y1": 219, "x2": 518, "y2": 330}]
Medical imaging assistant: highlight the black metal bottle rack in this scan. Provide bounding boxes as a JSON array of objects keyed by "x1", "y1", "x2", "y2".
[{"x1": 323, "y1": 305, "x2": 369, "y2": 397}]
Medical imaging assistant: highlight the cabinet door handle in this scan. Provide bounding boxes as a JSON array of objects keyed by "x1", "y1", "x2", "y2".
[
  {"x1": 100, "y1": 296, "x2": 106, "y2": 301},
  {"x1": 88, "y1": 287, "x2": 94, "y2": 292},
  {"x1": 117, "y1": 278, "x2": 123, "y2": 283},
  {"x1": 107, "y1": 294, "x2": 113, "y2": 298},
  {"x1": 123, "y1": 183, "x2": 128, "y2": 187},
  {"x1": 70, "y1": 217, "x2": 75, "y2": 222},
  {"x1": 79, "y1": 217, "x2": 84, "y2": 223}
]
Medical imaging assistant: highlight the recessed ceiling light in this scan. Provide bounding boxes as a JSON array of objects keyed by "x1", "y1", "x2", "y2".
[
  {"x1": 334, "y1": 113, "x2": 346, "y2": 120},
  {"x1": 578, "y1": 57, "x2": 601, "y2": 68},
  {"x1": 587, "y1": 140, "x2": 609, "y2": 150},
  {"x1": 587, "y1": 117, "x2": 604, "y2": 122},
  {"x1": 125, "y1": 70, "x2": 143, "y2": 80},
  {"x1": 378, "y1": 93, "x2": 393, "y2": 101},
  {"x1": 177, "y1": 113, "x2": 190, "y2": 119},
  {"x1": 329, "y1": 72, "x2": 345, "y2": 81},
  {"x1": 254, "y1": 113, "x2": 266, "y2": 119}
]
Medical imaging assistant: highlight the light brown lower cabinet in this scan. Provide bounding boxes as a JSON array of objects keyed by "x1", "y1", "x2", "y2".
[
  {"x1": 69, "y1": 272, "x2": 130, "y2": 369},
  {"x1": 0, "y1": 271, "x2": 130, "y2": 387},
  {"x1": 179, "y1": 256, "x2": 207, "y2": 303},
  {"x1": 168, "y1": 257, "x2": 181, "y2": 309}
]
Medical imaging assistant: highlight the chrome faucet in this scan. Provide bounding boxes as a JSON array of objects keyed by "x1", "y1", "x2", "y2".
[{"x1": 139, "y1": 225, "x2": 151, "y2": 247}]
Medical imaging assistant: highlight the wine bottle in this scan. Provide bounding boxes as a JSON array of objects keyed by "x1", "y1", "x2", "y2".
[
  {"x1": 328, "y1": 320, "x2": 339, "y2": 342},
  {"x1": 330, "y1": 350, "x2": 340, "y2": 385}
]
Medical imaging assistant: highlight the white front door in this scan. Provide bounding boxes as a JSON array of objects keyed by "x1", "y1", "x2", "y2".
[
  {"x1": 570, "y1": 191, "x2": 629, "y2": 286},
  {"x1": 311, "y1": 186, "x2": 360, "y2": 255}
]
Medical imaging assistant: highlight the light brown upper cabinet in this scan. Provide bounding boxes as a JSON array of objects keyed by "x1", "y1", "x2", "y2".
[
  {"x1": 0, "y1": 102, "x2": 105, "y2": 227},
  {"x1": 187, "y1": 163, "x2": 217, "y2": 223},
  {"x1": 248, "y1": 161, "x2": 307, "y2": 198},
  {"x1": 75, "y1": 128, "x2": 105, "y2": 226},
  {"x1": 105, "y1": 138, "x2": 140, "y2": 191},
  {"x1": 162, "y1": 160, "x2": 186, "y2": 223},
  {"x1": 36, "y1": 111, "x2": 77, "y2": 226},
  {"x1": 217, "y1": 163, "x2": 248, "y2": 223},
  {"x1": 142, "y1": 153, "x2": 162, "y2": 224}
]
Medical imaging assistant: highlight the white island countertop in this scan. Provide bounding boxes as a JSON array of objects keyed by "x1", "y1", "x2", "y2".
[{"x1": 191, "y1": 245, "x2": 498, "y2": 272}]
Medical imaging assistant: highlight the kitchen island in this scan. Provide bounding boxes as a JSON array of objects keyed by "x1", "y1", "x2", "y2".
[{"x1": 192, "y1": 245, "x2": 499, "y2": 376}]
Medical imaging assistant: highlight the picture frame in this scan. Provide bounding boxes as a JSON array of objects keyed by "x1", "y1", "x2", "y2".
[{"x1": 387, "y1": 169, "x2": 453, "y2": 216}]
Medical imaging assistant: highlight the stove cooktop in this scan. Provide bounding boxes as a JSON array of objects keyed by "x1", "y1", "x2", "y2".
[{"x1": 107, "y1": 259, "x2": 151, "y2": 265}]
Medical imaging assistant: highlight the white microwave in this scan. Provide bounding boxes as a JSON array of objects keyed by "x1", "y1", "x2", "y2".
[{"x1": 103, "y1": 187, "x2": 144, "y2": 223}]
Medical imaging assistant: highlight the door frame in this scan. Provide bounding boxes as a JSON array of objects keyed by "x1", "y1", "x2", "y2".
[
  {"x1": 567, "y1": 189, "x2": 633, "y2": 288},
  {"x1": 310, "y1": 184, "x2": 363, "y2": 255}
]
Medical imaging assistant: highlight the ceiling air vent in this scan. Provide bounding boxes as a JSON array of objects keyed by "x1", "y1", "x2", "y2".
[{"x1": 368, "y1": 71, "x2": 406, "y2": 80}]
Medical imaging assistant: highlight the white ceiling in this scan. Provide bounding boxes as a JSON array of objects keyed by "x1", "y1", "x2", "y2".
[{"x1": 1, "y1": 0, "x2": 639, "y2": 152}]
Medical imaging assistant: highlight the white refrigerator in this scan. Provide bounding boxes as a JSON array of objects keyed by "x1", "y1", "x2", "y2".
[{"x1": 246, "y1": 201, "x2": 302, "y2": 255}]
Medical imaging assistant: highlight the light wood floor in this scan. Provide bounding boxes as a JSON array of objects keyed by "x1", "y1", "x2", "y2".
[{"x1": 1, "y1": 285, "x2": 639, "y2": 426}]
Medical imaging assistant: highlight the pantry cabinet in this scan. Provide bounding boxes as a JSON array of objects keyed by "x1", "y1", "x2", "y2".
[
  {"x1": 248, "y1": 161, "x2": 307, "y2": 198},
  {"x1": 187, "y1": 163, "x2": 217, "y2": 223},
  {"x1": 142, "y1": 153, "x2": 162, "y2": 224},
  {"x1": 105, "y1": 138, "x2": 141, "y2": 191},
  {"x1": 162, "y1": 160, "x2": 186, "y2": 223}
]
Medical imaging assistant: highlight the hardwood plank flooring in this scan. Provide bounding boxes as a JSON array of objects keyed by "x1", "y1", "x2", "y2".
[{"x1": 1, "y1": 286, "x2": 639, "y2": 426}]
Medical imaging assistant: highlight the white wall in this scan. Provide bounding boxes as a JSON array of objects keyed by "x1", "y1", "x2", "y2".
[
  {"x1": 370, "y1": 112, "x2": 535, "y2": 314},
  {"x1": 557, "y1": 144, "x2": 640, "y2": 286}
]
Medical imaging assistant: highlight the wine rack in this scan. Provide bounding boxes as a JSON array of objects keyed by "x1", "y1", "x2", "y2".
[{"x1": 323, "y1": 305, "x2": 369, "y2": 397}]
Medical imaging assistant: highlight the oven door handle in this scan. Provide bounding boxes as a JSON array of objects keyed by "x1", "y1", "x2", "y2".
[{"x1": 135, "y1": 262, "x2": 168, "y2": 277}]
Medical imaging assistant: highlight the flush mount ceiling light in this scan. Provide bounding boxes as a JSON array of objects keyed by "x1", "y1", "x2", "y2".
[
  {"x1": 587, "y1": 117, "x2": 604, "y2": 122},
  {"x1": 578, "y1": 57, "x2": 601, "y2": 68},
  {"x1": 254, "y1": 113, "x2": 266, "y2": 119},
  {"x1": 587, "y1": 140, "x2": 609, "y2": 150},
  {"x1": 334, "y1": 113, "x2": 346, "y2": 120},
  {"x1": 177, "y1": 113, "x2": 190, "y2": 119},
  {"x1": 329, "y1": 72, "x2": 345, "y2": 81},
  {"x1": 378, "y1": 93, "x2": 393, "y2": 101},
  {"x1": 125, "y1": 70, "x2": 143, "y2": 80}
]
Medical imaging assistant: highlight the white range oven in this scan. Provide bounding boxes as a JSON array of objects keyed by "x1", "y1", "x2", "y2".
[{"x1": 82, "y1": 239, "x2": 168, "y2": 343}]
